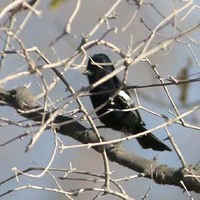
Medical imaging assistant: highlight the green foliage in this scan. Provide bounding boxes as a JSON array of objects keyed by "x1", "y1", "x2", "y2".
[{"x1": 50, "y1": 0, "x2": 67, "y2": 9}]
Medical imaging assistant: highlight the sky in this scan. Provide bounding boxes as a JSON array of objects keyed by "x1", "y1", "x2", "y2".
[{"x1": 0, "y1": 0, "x2": 200, "y2": 199}]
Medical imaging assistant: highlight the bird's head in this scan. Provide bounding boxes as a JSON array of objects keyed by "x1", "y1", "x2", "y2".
[{"x1": 84, "y1": 54, "x2": 115, "y2": 80}]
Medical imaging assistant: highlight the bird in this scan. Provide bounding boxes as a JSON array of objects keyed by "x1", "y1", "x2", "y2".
[{"x1": 85, "y1": 53, "x2": 171, "y2": 151}]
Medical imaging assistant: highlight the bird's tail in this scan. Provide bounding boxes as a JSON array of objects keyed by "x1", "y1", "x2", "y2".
[{"x1": 136, "y1": 126, "x2": 171, "y2": 151}]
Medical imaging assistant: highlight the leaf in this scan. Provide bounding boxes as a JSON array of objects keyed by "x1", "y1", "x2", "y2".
[
  {"x1": 50, "y1": 0, "x2": 67, "y2": 9},
  {"x1": 177, "y1": 61, "x2": 191, "y2": 105}
]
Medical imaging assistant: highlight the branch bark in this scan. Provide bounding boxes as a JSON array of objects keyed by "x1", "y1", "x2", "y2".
[{"x1": 0, "y1": 86, "x2": 200, "y2": 193}]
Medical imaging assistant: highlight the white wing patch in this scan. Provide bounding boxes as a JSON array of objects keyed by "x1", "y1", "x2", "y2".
[{"x1": 118, "y1": 90, "x2": 134, "y2": 107}]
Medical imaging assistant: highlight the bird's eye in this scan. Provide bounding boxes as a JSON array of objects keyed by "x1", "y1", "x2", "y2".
[{"x1": 95, "y1": 66, "x2": 103, "y2": 73}]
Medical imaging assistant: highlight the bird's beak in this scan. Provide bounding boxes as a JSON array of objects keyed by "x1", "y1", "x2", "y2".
[{"x1": 83, "y1": 70, "x2": 92, "y2": 76}]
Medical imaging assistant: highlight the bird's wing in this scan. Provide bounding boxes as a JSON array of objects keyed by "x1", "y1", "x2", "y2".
[
  {"x1": 115, "y1": 89, "x2": 145, "y2": 125},
  {"x1": 117, "y1": 90, "x2": 134, "y2": 108}
]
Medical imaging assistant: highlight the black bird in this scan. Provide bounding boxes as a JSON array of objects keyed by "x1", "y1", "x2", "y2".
[{"x1": 85, "y1": 53, "x2": 171, "y2": 152}]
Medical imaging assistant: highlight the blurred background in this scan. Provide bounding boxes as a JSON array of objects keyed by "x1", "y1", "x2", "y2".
[{"x1": 0, "y1": 0, "x2": 200, "y2": 199}]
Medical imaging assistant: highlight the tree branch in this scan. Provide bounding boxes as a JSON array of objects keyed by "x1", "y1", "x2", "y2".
[{"x1": 0, "y1": 86, "x2": 199, "y2": 193}]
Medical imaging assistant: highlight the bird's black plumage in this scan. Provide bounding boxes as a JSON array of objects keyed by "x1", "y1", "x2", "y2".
[{"x1": 86, "y1": 53, "x2": 171, "y2": 151}]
